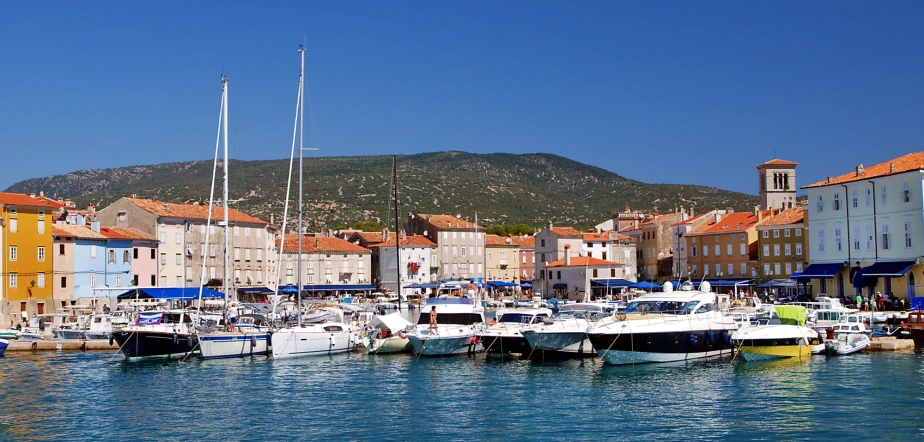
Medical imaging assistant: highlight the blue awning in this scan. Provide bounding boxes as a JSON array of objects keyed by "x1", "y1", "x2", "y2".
[
  {"x1": 116, "y1": 288, "x2": 228, "y2": 300},
  {"x1": 704, "y1": 279, "x2": 753, "y2": 287},
  {"x1": 488, "y1": 281, "x2": 519, "y2": 287},
  {"x1": 591, "y1": 278, "x2": 634, "y2": 288},
  {"x1": 756, "y1": 279, "x2": 798, "y2": 289},
  {"x1": 302, "y1": 284, "x2": 376, "y2": 291},
  {"x1": 520, "y1": 282, "x2": 532, "y2": 288},
  {"x1": 796, "y1": 263, "x2": 844, "y2": 280},
  {"x1": 630, "y1": 281, "x2": 662, "y2": 290},
  {"x1": 553, "y1": 283, "x2": 568, "y2": 290},
  {"x1": 238, "y1": 286, "x2": 274, "y2": 294},
  {"x1": 856, "y1": 261, "x2": 916, "y2": 277}
]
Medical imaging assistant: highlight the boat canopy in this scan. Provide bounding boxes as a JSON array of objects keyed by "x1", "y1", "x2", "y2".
[
  {"x1": 371, "y1": 313, "x2": 413, "y2": 332},
  {"x1": 591, "y1": 278, "x2": 634, "y2": 288},
  {"x1": 116, "y1": 288, "x2": 227, "y2": 300},
  {"x1": 774, "y1": 305, "x2": 807, "y2": 326}
]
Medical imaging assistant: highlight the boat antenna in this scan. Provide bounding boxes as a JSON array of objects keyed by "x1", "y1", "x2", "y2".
[{"x1": 393, "y1": 154, "x2": 402, "y2": 310}]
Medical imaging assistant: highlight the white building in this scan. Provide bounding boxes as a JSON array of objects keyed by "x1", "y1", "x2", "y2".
[
  {"x1": 541, "y1": 245, "x2": 626, "y2": 301},
  {"x1": 278, "y1": 235, "x2": 372, "y2": 289},
  {"x1": 368, "y1": 234, "x2": 437, "y2": 294},
  {"x1": 802, "y1": 153, "x2": 924, "y2": 300}
]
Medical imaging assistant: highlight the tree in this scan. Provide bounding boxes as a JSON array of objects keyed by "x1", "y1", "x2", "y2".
[
  {"x1": 486, "y1": 224, "x2": 536, "y2": 236},
  {"x1": 354, "y1": 220, "x2": 381, "y2": 232}
]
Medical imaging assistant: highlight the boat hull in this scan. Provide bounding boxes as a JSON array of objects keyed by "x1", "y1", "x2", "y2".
[
  {"x1": 587, "y1": 330, "x2": 735, "y2": 365},
  {"x1": 367, "y1": 336, "x2": 412, "y2": 354},
  {"x1": 271, "y1": 328, "x2": 357, "y2": 360},
  {"x1": 737, "y1": 344, "x2": 811, "y2": 361},
  {"x1": 478, "y1": 335, "x2": 530, "y2": 354},
  {"x1": 0, "y1": 339, "x2": 7, "y2": 356},
  {"x1": 111, "y1": 330, "x2": 197, "y2": 360},
  {"x1": 198, "y1": 332, "x2": 270, "y2": 359},
  {"x1": 407, "y1": 334, "x2": 481, "y2": 356},
  {"x1": 522, "y1": 330, "x2": 595, "y2": 357},
  {"x1": 54, "y1": 329, "x2": 87, "y2": 340}
]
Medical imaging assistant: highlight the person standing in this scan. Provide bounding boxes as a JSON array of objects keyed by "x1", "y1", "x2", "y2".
[
  {"x1": 228, "y1": 304, "x2": 239, "y2": 332},
  {"x1": 428, "y1": 306, "x2": 439, "y2": 336}
]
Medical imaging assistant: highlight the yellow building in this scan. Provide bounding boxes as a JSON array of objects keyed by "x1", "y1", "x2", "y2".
[
  {"x1": 1, "y1": 192, "x2": 59, "y2": 324},
  {"x1": 755, "y1": 208, "x2": 808, "y2": 280},
  {"x1": 685, "y1": 209, "x2": 770, "y2": 286}
]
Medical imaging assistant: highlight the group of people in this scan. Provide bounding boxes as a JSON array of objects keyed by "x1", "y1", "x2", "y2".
[{"x1": 852, "y1": 292, "x2": 906, "y2": 311}]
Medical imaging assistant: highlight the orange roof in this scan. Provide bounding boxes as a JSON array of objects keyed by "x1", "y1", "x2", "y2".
[
  {"x1": 803, "y1": 152, "x2": 924, "y2": 188},
  {"x1": 545, "y1": 256, "x2": 624, "y2": 268},
  {"x1": 0, "y1": 192, "x2": 62, "y2": 209},
  {"x1": 550, "y1": 226, "x2": 582, "y2": 237},
  {"x1": 519, "y1": 236, "x2": 535, "y2": 248},
  {"x1": 414, "y1": 213, "x2": 483, "y2": 230},
  {"x1": 756, "y1": 158, "x2": 798, "y2": 168},
  {"x1": 671, "y1": 212, "x2": 715, "y2": 226},
  {"x1": 353, "y1": 232, "x2": 384, "y2": 244},
  {"x1": 278, "y1": 236, "x2": 371, "y2": 254},
  {"x1": 125, "y1": 197, "x2": 266, "y2": 225},
  {"x1": 485, "y1": 234, "x2": 519, "y2": 247},
  {"x1": 687, "y1": 211, "x2": 769, "y2": 235},
  {"x1": 367, "y1": 235, "x2": 436, "y2": 248},
  {"x1": 640, "y1": 213, "x2": 678, "y2": 228},
  {"x1": 51, "y1": 224, "x2": 107, "y2": 239},
  {"x1": 100, "y1": 226, "x2": 157, "y2": 241},
  {"x1": 757, "y1": 208, "x2": 804, "y2": 227}
]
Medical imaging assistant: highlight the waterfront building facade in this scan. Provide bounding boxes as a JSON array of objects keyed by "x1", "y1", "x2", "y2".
[
  {"x1": 755, "y1": 208, "x2": 808, "y2": 282},
  {"x1": 0, "y1": 192, "x2": 59, "y2": 324},
  {"x1": 542, "y1": 245, "x2": 625, "y2": 301},
  {"x1": 406, "y1": 213, "x2": 485, "y2": 281},
  {"x1": 367, "y1": 234, "x2": 437, "y2": 294},
  {"x1": 685, "y1": 209, "x2": 767, "y2": 283},
  {"x1": 484, "y1": 234, "x2": 520, "y2": 283},
  {"x1": 757, "y1": 159, "x2": 798, "y2": 211},
  {"x1": 534, "y1": 222, "x2": 583, "y2": 297},
  {"x1": 278, "y1": 236, "x2": 372, "y2": 288}
]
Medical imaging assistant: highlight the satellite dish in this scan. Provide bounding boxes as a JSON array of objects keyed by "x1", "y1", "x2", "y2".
[
  {"x1": 423, "y1": 230, "x2": 428, "y2": 236},
  {"x1": 456, "y1": 214, "x2": 462, "y2": 218}
]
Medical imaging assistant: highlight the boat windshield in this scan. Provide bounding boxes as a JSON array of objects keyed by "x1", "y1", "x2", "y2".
[
  {"x1": 498, "y1": 313, "x2": 547, "y2": 324},
  {"x1": 623, "y1": 300, "x2": 689, "y2": 314}
]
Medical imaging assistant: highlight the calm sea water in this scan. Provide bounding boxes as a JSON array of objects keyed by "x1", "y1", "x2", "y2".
[{"x1": 1, "y1": 346, "x2": 922, "y2": 441}]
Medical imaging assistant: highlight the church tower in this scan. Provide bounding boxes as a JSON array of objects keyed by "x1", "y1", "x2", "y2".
[{"x1": 756, "y1": 159, "x2": 797, "y2": 211}]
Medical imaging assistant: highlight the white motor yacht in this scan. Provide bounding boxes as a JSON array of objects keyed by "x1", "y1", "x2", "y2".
[
  {"x1": 520, "y1": 303, "x2": 613, "y2": 358},
  {"x1": 406, "y1": 297, "x2": 486, "y2": 356},
  {"x1": 586, "y1": 281, "x2": 738, "y2": 365},
  {"x1": 804, "y1": 296, "x2": 857, "y2": 331},
  {"x1": 476, "y1": 307, "x2": 553, "y2": 354}
]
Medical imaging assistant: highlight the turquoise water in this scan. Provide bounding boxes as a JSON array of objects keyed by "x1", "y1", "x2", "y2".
[{"x1": 1, "y1": 348, "x2": 922, "y2": 441}]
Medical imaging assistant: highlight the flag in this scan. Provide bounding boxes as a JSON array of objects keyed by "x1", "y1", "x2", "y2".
[{"x1": 136, "y1": 312, "x2": 164, "y2": 326}]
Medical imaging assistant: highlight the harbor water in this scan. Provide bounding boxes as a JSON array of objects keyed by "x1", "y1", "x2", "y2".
[{"x1": 1, "y1": 347, "x2": 923, "y2": 441}]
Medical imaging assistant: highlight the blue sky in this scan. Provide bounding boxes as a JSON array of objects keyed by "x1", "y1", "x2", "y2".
[{"x1": 2, "y1": 2, "x2": 922, "y2": 195}]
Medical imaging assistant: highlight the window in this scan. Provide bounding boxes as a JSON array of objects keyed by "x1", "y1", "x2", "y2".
[
  {"x1": 903, "y1": 182, "x2": 911, "y2": 203},
  {"x1": 763, "y1": 264, "x2": 771, "y2": 275},
  {"x1": 833, "y1": 194, "x2": 840, "y2": 211},
  {"x1": 816, "y1": 196, "x2": 824, "y2": 213},
  {"x1": 109, "y1": 249, "x2": 116, "y2": 263},
  {"x1": 210, "y1": 267, "x2": 216, "y2": 279},
  {"x1": 325, "y1": 260, "x2": 332, "y2": 269},
  {"x1": 160, "y1": 253, "x2": 167, "y2": 265},
  {"x1": 763, "y1": 244, "x2": 770, "y2": 256},
  {"x1": 704, "y1": 246, "x2": 709, "y2": 257},
  {"x1": 175, "y1": 233, "x2": 181, "y2": 244},
  {"x1": 245, "y1": 248, "x2": 251, "y2": 261},
  {"x1": 715, "y1": 235, "x2": 720, "y2": 243},
  {"x1": 853, "y1": 226, "x2": 860, "y2": 250},
  {"x1": 9, "y1": 273, "x2": 16, "y2": 288},
  {"x1": 691, "y1": 265, "x2": 697, "y2": 275},
  {"x1": 852, "y1": 190, "x2": 858, "y2": 208},
  {"x1": 461, "y1": 247, "x2": 466, "y2": 257},
  {"x1": 452, "y1": 232, "x2": 457, "y2": 239},
  {"x1": 90, "y1": 275, "x2": 96, "y2": 287},
  {"x1": 691, "y1": 246, "x2": 697, "y2": 257},
  {"x1": 774, "y1": 263, "x2": 781, "y2": 275},
  {"x1": 234, "y1": 247, "x2": 240, "y2": 261},
  {"x1": 133, "y1": 248, "x2": 139, "y2": 259},
  {"x1": 8, "y1": 219, "x2": 15, "y2": 233},
  {"x1": 234, "y1": 226, "x2": 240, "y2": 237},
  {"x1": 784, "y1": 229, "x2": 790, "y2": 237},
  {"x1": 740, "y1": 243, "x2": 746, "y2": 255},
  {"x1": 795, "y1": 243, "x2": 803, "y2": 255},
  {"x1": 160, "y1": 276, "x2": 167, "y2": 286},
  {"x1": 160, "y1": 232, "x2": 166, "y2": 243},
  {"x1": 115, "y1": 275, "x2": 122, "y2": 287},
  {"x1": 210, "y1": 244, "x2": 216, "y2": 258},
  {"x1": 133, "y1": 274, "x2": 139, "y2": 286},
  {"x1": 784, "y1": 243, "x2": 791, "y2": 255},
  {"x1": 60, "y1": 277, "x2": 67, "y2": 288},
  {"x1": 866, "y1": 225, "x2": 874, "y2": 250},
  {"x1": 185, "y1": 266, "x2": 193, "y2": 281},
  {"x1": 818, "y1": 229, "x2": 825, "y2": 253},
  {"x1": 703, "y1": 264, "x2": 709, "y2": 276},
  {"x1": 37, "y1": 210, "x2": 44, "y2": 219},
  {"x1": 714, "y1": 245, "x2": 720, "y2": 256},
  {"x1": 245, "y1": 227, "x2": 251, "y2": 238},
  {"x1": 905, "y1": 221, "x2": 913, "y2": 248},
  {"x1": 881, "y1": 224, "x2": 890, "y2": 250},
  {"x1": 176, "y1": 276, "x2": 182, "y2": 287},
  {"x1": 540, "y1": 239, "x2": 546, "y2": 247},
  {"x1": 37, "y1": 220, "x2": 44, "y2": 234},
  {"x1": 175, "y1": 253, "x2": 181, "y2": 265},
  {"x1": 865, "y1": 188, "x2": 872, "y2": 207},
  {"x1": 795, "y1": 228, "x2": 802, "y2": 237},
  {"x1": 59, "y1": 244, "x2": 65, "y2": 255},
  {"x1": 90, "y1": 245, "x2": 97, "y2": 258},
  {"x1": 452, "y1": 246, "x2": 458, "y2": 257},
  {"x1": 774, "y1": 244, "x2": 781, "y2": 256},
  {"x1": 881, "y1": 186, "x2": 888, "y2": 205},
  {"x1": 257, "y1": 267, "x2": 263, "y2": 283},
  {"x1": 151, "y1": 249, "x2": 155, "y2": 259},
  {"x1": 592, "y1": 269, "x2": 598, "y2": 278},
  {"x1": 37, "y1": 246, "x2": 45, "y2": 262},
  {"x1": 9, "y1": 246, "x2": 17, "y2": 261},
  {"x1": 762, "y1": 230, "x2": 769, "y2": 239},
  {"x1": 257, "y1": 249, "x2": 262, "y2": 261},
  {"x1": 834, "y1": 227, "x2": 842, "y2": 252},
  {"x1": 257, "y1": 228, "x2": 262, "y2": 239},
  {"x1": 286, "y1": 275, "x2": 293, "y2": 284},
  {"x1": 740, "y1": 263, "x2": 747, "y2": 275}
]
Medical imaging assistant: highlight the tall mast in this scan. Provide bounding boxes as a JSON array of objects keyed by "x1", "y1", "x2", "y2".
[
  {"x1": 297, "y1": 46, "x2": 305, "y2": 327},
  {"x1": 393, "y1": 155, "x2": 401, "y2": 310},
  {"x1": 222, "y1": 75, "x2": 231, "y2": 323}
]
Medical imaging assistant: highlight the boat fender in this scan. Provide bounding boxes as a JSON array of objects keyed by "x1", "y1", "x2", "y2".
[
  {"x1": 382, "y1": 329, "x2": 388, "y2": 339},
  {"x1": 471, "y1": 336, "x2": 479, "y2": 345},
  {"x1": 109, "y1": 336, "x2": 114, "y2": 346},
  {"x1": 399, "y1": 332, "x2": 406, "y2": 339},
  {"x1": 173, "y1": 332, "x2": 179, "y2": 345},
  {"x1": 706, "y1": 331, "x2": 715, "y2": 346},
  {"x1": 722, "y1": 331, "x2": 731, "y2": 345},
  {"x1": 251, "y1": 336, "x2": 257, "y2": 347},
  {"x1": 688, "y1": 333, "x2": 696, "y2": 346},
  {"x1": 187, "y1": 336, "x2": 194, "y2": 348}
]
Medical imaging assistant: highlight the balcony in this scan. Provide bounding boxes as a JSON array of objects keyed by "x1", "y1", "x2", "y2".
[{"x1": 499, "y1": 259, "x2": 508, "y2": 268}]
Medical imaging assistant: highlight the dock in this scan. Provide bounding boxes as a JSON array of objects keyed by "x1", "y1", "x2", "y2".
[
  {"x1": 868, "y1": 337, "x2": 916, "y2": 351},
  {"x1": 5, "y1": 339, "x2": 120, "y2": 352}
]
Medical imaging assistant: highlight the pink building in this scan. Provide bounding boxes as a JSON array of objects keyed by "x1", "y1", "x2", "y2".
[{"x1": 100, "y1": 227, "x2": 159, "y2": 287}]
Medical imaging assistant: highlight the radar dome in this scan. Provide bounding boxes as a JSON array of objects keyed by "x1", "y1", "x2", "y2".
[
  {"x1": 662, "y1": 281, "x2": 673, "y2": 292},
  {"x1": 700, "y1": 281, "x2": 712, "y2": 293}
]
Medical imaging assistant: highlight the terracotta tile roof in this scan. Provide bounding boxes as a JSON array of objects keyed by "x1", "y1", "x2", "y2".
[
  {"x1": 545, "y1": 256, "x2": 624, "y2": 268},
  {"x1": 32, "y1": 195, "x2": 68, "y2": 209},
  {"x1": 100, "y1": 226, "x2": 157, "y2": 241},
  {"x1": 687, "y1": 211, "x2": 770, "y2": 235},
  {"x1": 519, "y1": 236, "x2": 535, "y2": 248},
  {"x1": 366, "y1": 235, "x2": 436, "y2": 248},
  {"x1": 51, "y1": 224, "x2": 107, "y2": 239},
  {"x1": 414, "y1": 213, "x2": 483, "y2": 230},
  {"x1": 125, "y1": 197, "x2": 267, "y2": 225},
  {"x1": 756, "y1": 158, "x2": 798, "y2": 168},
  {"x1": 756, "y1": 208, "x2": 804, "y2": 227},
  {"x1": 640, "y1": 213, "x2": 678, "y2": 227},
  {"x1": 671, "y1": 212, "x2": 715, "y2": 226},
  {"x1": 353, "y1": 232, "x2": 384, "y2": 244},
  {"x1": 278, "y1": 236, "x2": 371, "y2": 254},
  {"x1": 550, "y1": 226, "x2": 583, "y2": 237},
  {"x1": 615, "y1": 233, "x2": 635, "y2": 242},
  {"x1": 803, "y1": 152, "x2": 924, "y2": 189},
  {"x1": 485, "y1": 234, "x2": 519, "y2": 247},
  {"x1": 0, "y1": 192, "x2": 62, "y2": 209}
]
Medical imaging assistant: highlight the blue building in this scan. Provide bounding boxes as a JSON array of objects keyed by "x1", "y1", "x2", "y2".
[{"x1": 51, "y1": 222, "x2": 133, "y2": 300}]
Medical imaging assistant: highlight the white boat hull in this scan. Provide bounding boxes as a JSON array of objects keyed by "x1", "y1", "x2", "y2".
[
  {"x1": 597, "y1": 348, "x2": 732, "y2": 365},
  {"x1": 199, "y1": 332, "x2": 270, "y2": 359},
  {"x1": 367, "y1": 336, "x2": 412, "y2": 354},
  {"x1": 407, "y1": 332, "x2": 481, "y2": 356},
  {"x1": 271, "y1": 327, "x2": 357, "y2": 360},
  {"x1": 522, "y1": 330, "x2": 594, "y2": 355}
]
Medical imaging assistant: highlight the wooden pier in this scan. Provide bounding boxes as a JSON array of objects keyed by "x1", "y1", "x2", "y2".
[{"x1": 5, "y1": 339, "x2": 120, "y2": 352}]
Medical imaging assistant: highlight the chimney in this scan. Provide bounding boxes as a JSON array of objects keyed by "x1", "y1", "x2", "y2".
[
  {"x1": 384, "y1": 229, "x2": 390, "y2": 241},
  {"x1": 753, "y1": 205, "x2": 759, "y2": 217},
  {"x1": 270, "y1": 214, "x2": 274, "y2": 225},
  {"x1": 757, "y1": 210, "x2": 764, "y2": 223},
  {"x1": 856, "y1": 164, "x2": 864, "y2": 176},
  {"x1": 90, "y1": 221, "x2": 100, "y2": 233},
  {"x1": 689, "y1": 207, "x2": 694, "y2": 217},
  {"x1": 30, "y1": 193, "x2": 35, "y2": 198},
  {"x1": 726, "y1": 207, "x2": 734, "y2": 214},
  {"x1": 87, "y1": 203, "x2": 96, "y2": 213},
  {"x1": 426, "y1": 214, "x2": 432, "y2": 222},
  {"x1": 890, "y1": 163, "x2": 895, "y2": 173},
  {"x1": 548, "y1": 220, "x2": 553, "y2": 230},
  {"x1": 564, "y1": 244, "x2": 571, "y2": 266},
  {"x1": 713, "y1": 212, "x2": 721, "y2": 224},
  {"x1": 57, "y1": 197, "x2": 63, "y2": 202},
  {"x1": 826, "y1": 176, "x2": 833, "y2": 183}
]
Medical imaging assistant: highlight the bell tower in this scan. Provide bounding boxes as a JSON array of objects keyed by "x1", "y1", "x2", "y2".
[{"x1": 756, "y1": 159, "x2": 797, "y2": 211}]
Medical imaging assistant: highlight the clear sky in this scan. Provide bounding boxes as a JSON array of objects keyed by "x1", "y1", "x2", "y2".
[{"x1": 2, "y1": 2, "x2": 922, "y2": 195}]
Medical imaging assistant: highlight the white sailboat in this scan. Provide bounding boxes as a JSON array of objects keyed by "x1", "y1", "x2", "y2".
[
  {"x1": 271, "y1": 46, "x2": 357, "y2": 360},
  {"x1": 196, "y1": 76, "x2": 270, "y2": 359}
]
